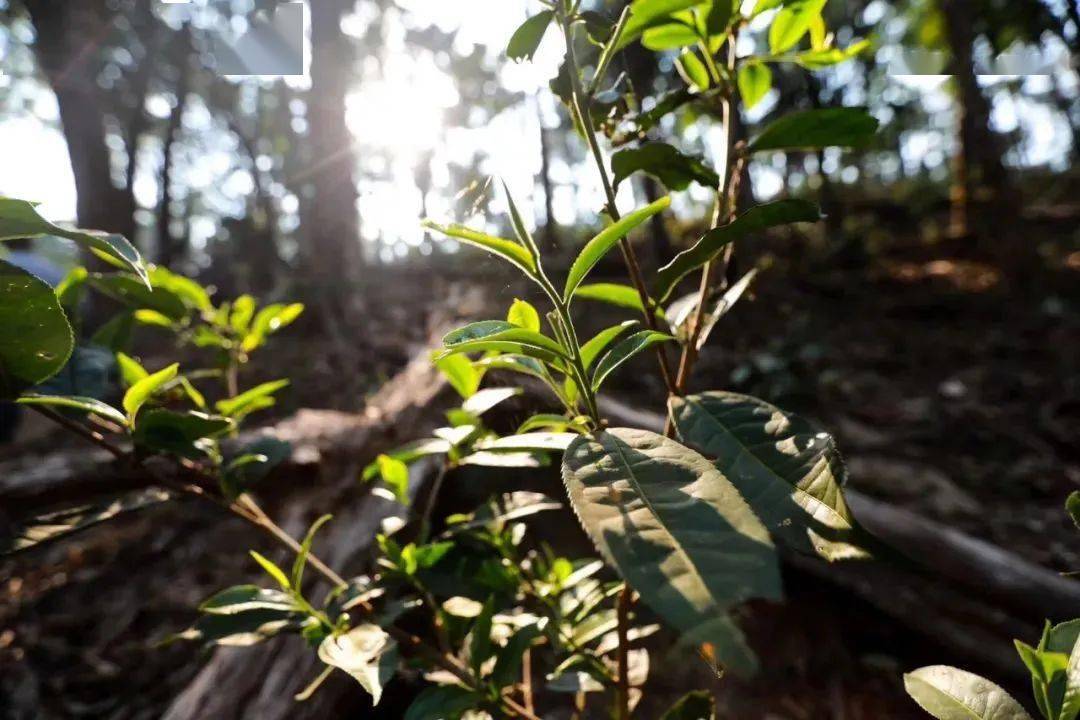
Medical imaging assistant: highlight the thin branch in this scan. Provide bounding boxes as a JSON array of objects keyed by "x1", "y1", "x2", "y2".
[
  {"x1": 615, "y1": 583, "x2": 632, "y2": 720},
  {"x1": 27, "y1": 405, "x2": 127, "y2": 459}
]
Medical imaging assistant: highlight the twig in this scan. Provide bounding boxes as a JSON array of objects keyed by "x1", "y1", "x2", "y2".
[
  {"x1": 522, "y1": 648, "x2": 535, "y2": 715},
  {"x1": 28, "y1": 405, "x2": 127, "y2": 459},
  {"x1": 615, "y1": 583, "x2": 632, "y2": 720},
  {"x1": 559, "y1": 10, "x2": 678, "y2": 395}
]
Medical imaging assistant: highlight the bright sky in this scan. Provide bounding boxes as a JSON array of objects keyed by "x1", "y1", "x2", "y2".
[{"x1": 0, "y1": 0, "x2": 1074, "y2": 260}]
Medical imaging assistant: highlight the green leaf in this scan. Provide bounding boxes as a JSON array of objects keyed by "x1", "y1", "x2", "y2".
[
  {"x1": 318, "y1": 626, "x2": 397, "y2": 705},
  {"x1": 564, "y1": 196, "x2": 671, "y2": 302},
  {"x1": 181, "y1": 607, "x2": 298, "y2": 647},
  {"x1": 442, "y1": 321, "x2": 568, "y2": 363},
  {"x1": 215, "y1": 379, "x2": 290, "y2": 419},
  {"x1": 123, "y1": 362, "x2": 179, "y2": 423},
  {"x1": 738, "y1": 62, "x2": 772, "y2": 109},
  {"x1": 643, "y1": 22, "x2": 700, "y2": 50},
  {"x1": 768, "y1": 0, "x2": 826, "y2": 53},
  {"x1": 518, "y1": 413, "x2": 574, "y2": 433},
  {"x1": 250, "y1": 550, "x2": 292, "y2": 591},
  {"x1": 404, "y1": 685, "x2": 477, "y2": 720},
  {"x1": 115, "y1": 352, "x2": 149, "y2": 387},
  {"x1": 618, "y1": 0, "x2": 710, "y2": 50},
  {"x1": 502, "y1": 181, "x2": 542, "y2": 267},
  {"x1": 748, "y1": 107, "x2": 878, "y2": 153},
  {"x1": 434, "y1": 352, "x2": 481, "y2": 399},
  {"x1": 793, "y1": 39, "x2": 872, "y2": 69},
  {"x1": 677, "y1": 49, "x2": 711, "y2": 91},
  {"x1": 591, "y1": 331, "x2": 674, "y2": 390},
  {"x1": 55, "y1": 266, "x2": 87, "y2": 309},
  {"x1": 612, "y1": 143, "x2": 719, "y2": 192},
  {"x1": 199, "y1": 585, "x2": 298, "y2": 615},
  {"x1": 361, "y1": 438, "x2": 452, "y2": 481},
  {"x1": 242, "y1": 303, "x2": 304, "y2": 352},
  {"x1": 903, "y1": 666, "x2": 1033, "y2": 720},
  {"x1": 466, "y1": 596, "x2": 496, "y2": 678},
  {"x1": 89, "y1": 273, "x2": 189, "y2": 320},
  {"x1": 475, "y1": 432, "x2": 577, "y2": 452},
  {"x1": 17, "y1": 394, "x2": 127, "y2": 427},
  {"x1": 581, "y1": 321, "x2": 638, "y2": 370},
  {"x1": 461, "y1": 386, "x2": 521, "y2": 416},
  {"x1": 0, "y1": 198, "x2": 147, "y2": 285},
  {"x1": 670, "y1": 392, "x2": 866, "y2": 560},
  {"x1": 507, "y1": 298, "x2": 541, "y2": 332},
  {"x1": 705, "y1": 0, "x2": 735, "y2": 34},
  {"x1": 1067, "y1": 492, "x2": 1080, "y2": 530},
  {"x1": 376, "y1": 454, "x2": 411, "y2": 504},
  {"x1": 132, "y1": 409, "x2": 233, "y2": 457},
  {"x1": 291, "y1": 514, "x2": 332, "y2": 590},
  {"x1": 147, "y1": 265, "x2": 212, "y2": 312},
  {"x1": 1, "y1": 487, "x2": 171, "y2": 556},
  {"x1": 662, "y1": 691, "x2": 716, "y2": 720},
  {"x1": 492, "y1": 621, "x2": 546, "y2": 688},
  {"x1": 574, "y1": 283, "x2": 658, "y2": 318},
  {"x1": 507, "y1": 10, "x2": 554, "y2": 62},
  {"x1": 0, "y1": 259, "x2": 73, "y2": 397},
  {"x1": 1062, "y1": 638, "x2": 1080, "y2": 720},
  {"x1": 230, "y1": 295, "x2": 257, "y2": 334},
  {"x1": 562, "y1": 428, "x2": 781, "y2": 640},
  {"x1": 423, "y1": 221, "x2": 536, "y2": 279},
  {"x1": 655, "y1": 199, "x2": 820, "y2": 302}
]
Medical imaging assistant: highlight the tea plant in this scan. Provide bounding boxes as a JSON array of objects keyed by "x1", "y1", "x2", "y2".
[{"x1": 4, "y1": 0, "x2": 1043, "y2": 717}]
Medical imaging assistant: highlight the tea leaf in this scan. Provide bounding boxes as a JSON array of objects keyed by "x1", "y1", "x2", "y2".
[
  {"x1": 434, "y1": 353, "x2": 482, "y2": 399},
  {"x1": 677, "y1": 49, "x2": 711, "y2": 91},
  {"x1": 574, "y1": 283, "x2": 657, "y2": 317},
  {"x1": 661, "y1": 691, "x2": 716, "y2": 720},
  {"x1": 903, "y1": 666, "x2": 1033, "y2": 720},
  {"x1": 423, "y1": 221, "x2": 537, "y2": 279},
  {"x1": 376, "y1": 454, "x2": 411, "y2": 504},
  {"x1": 0, "y1": 198, "x2": 147, "y2": 286},
  {"x1": 591, "y1": 330, "x2": 674, "y2": 390},
  {"x1": 612, "y1": 143, "x2": 719, "y2": 191},
  {"x1": 768, "y1": 0, "x2": 826, "y2": 54},
  {"x1": 475, "y1": 432, "x2": 577, "y2": 452},
  {"x1": 507, "y1": 10, "x2": 554, "y2": 62},
  {"x1": 642, "y1": 22, "x2": 699, "y2": 50},
  {"x1": 581, "y1": 321, "x2": 638, "y2": 370},
  {"x1": 199, "y1": 585, "x2": 298, "y2": 615},
  {"x1": 291, "y1": 514, "x2": 333, "y2": 590},
  {"x1": 404, "y1": 685, "x2": 477, "y2": 720},
  {"x1": 793, "y1": 39, "x2": 871, "y2": 69},
  {"x1": 0, "y1": 259, "x2": 73, "y2": 397},
  {"x1": 492, "y1": 622, "x2": 546, "y2": 688},
  {"x1": 243, "y1": 303, "x2": 304, "y2": 352},
  {"x1": 132, "y1": 409, "x2": 233, "y2": 458},
  {"x1": 17, "y1": 394, "x2": 127, "y2": 427},
  {"x1": 748, "y1": 107, "x2": 878, "y2": 153},
  {"x1": 655, "y1": 199, "x2": 820, "y2": 302},
  {"x1": 116, "y1": 352, "x2": 149, "y2": 387},
  {"x1": 215, "y1": 379, "x2": 290, "y2": 418},
  {"x1": 670, "y1": 392, "x2": 867, "y2": 560},
  {"x1": 89, "y1": 273, "x2": 189, "y2": 320},
  {"x1": 318, "y1": 625, "x2": 397, "y2": 705},
  {"x1": 564, "y1": 195, "x2": 671, "y2": 302},
  {"x1": 123, "y1": 362, "x2": 179, "y2": 423},
  {"x1": 461, "y1": 386, "x2": 522, "y2": 416},
  {"x1": 562, "y1": 428, "x2": 781, "y2": 640},
  {"x1": 618, "y1": 0, "x2": 710, "y2": 50},
  {"x1": 250, "y1": 551, "x2": 291, "y2": 591},
  {"x1": 738, "y1": 62, "x2": 772, "y2": 109},
  {"x1": 507, "y1": 298, "x2": 541, "y2": 332}
]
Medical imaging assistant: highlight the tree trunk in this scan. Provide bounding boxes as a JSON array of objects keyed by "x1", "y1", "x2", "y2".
[
  {"x1": 938, "y1": 0, "x2": 1016, "y2": 248},
  {"x1": 158, "y1": 26, "x2": 194, "y2": 269},
  {"x1": 304, "y1": 0, "x2": 362, "y2": 290},
  {"x1": 24, "y1": 0, "x2": 137, "y2": 240}
]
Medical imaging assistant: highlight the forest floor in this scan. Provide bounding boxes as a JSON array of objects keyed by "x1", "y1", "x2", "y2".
[{"x1": 1, "y1": 223, "x2": 1078, "y2": 719}]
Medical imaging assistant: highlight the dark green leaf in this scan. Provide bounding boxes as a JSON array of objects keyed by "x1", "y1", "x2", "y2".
[
  {"x1": 655, "y1": 199, "x2": 820, "y2": 302},
  {"x1": 17, "y1": 394, "x2": 127, "y2": 427},
  {"x1": 612, "y1": 143, "x2": 719, "y2": 192},
  {"x1": 581, "y1": 321, "x2": 637, "y2": 370},
  {"x1": 507, "y1": 10, "x2": 554, "y2": 62},
  {"x1": 562, "y1": 428, "x2": 781, "y2": 641},
  {"x1": 0, "y1": 198, "x2": 147, "y2": 285},
  {"x1": 564, "y1": 196, "x2": 671, "y2": 302},
  {"x1": 132, "y1": 409, "x2": 233, "y2": 457},
  {"x1": 581, "y1": 10, "x2": 616, "y2": 44},
  {"x1": 89, "y1": 273, "x2": 189, "y2": 320},
  {"x1": 0, "y1": 259, "x2": 73, "y2": 397},
  {"x1": 1067, "y1": 492, "x2": 1080, "y2": 530},
  {"x1": 199, "y1": 585, "x2": 298, "y2": 615},
  {"x1": 747, "y1": 108, "x2": 878, "y2": 153},
  {"x1": 292, "y1": 514, "x2": 332, "y2": 590},
  {"x1": 467, "y1": 596, "x2": 496, "y2": 677},
  {"x1": 705, "y1": 0, "x2": 735, "y2": 34},
  {"x1": 670, "y1": 392, "x2": 866, "y2": 560},
  {"x1": 492, "y1": 622, "x2": 546, "y2": 688},
  {"x1": 404, "y1": 685, "x2": 477, "y2": 720},
  {"x1": 90, "y1": 312, "x2": 135, "y2": 352},
  {"x1": 738, "y1": 62, "x2": 772, "y2": 109},
  {"x1": 591, "y1": 331, "x2": 674, "y2": 390},
  {"x1": 662, "y1": 691, "x2": 716, "y2": 720},
  {"x1": 442, "y1": 321, "x2": 568, "y2": 364},
  {"x1": 0, "y1": 487, "x2": 171, "y2": 556},
  {"x1": 180, "y1": 607, "x2": 299, "y2": 647}
]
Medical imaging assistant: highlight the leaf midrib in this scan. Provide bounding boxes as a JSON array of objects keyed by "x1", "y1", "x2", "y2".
[{"x1": 907, "y1": 675, "x2": 996, "y2": 720}]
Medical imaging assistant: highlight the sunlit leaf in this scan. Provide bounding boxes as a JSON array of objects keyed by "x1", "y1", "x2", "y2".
[
  {"x1": 574, "y1": 283, "x2": 658, "y2": 318},
  {"x1": 738, "y1": 62, "x2": 772, "y2": 109},
  {"x1": 581, "y1": 321, "x2": 638, "y2": 370},
  {"x1": 768, "y1": 0, "x2": 826, "y2": 54},
  {"x1": 793, "y1": 39, "x2": 872, "y2": 69},
  {"x1": 591, "y1": 331, "x2": 674, "y2": 390},
  {"x1": 562, "y1": 428, "x2": 781, "y2": 643},
  {"x1": 677, "y1": 49, "x2": 711, "y2": 91},
  {"x1": 318, "y1": 625, "x2": 397, "y2": 705},
  {"x1": 434, "y1": 352, "x2": 482, "y2": 399},
  {"x1": 376, "y1": 454, "x2": 411, "y2": 504},
  {"x1": 507, "y1": 298, "x2": 541, "y2": 332},
  {"x1": 89, "y1": 273, "x2": 188, "y2": 320},
  {"x1": 250, "y1": 550, "x2": 291, "y2": 590},
  {"x1": 903, "y1": 666, "x2": 1033, "y2": 720},
  {"x1": 564, "y1": 196, "x2": 671, "y2": 302},
  {"x1": 655, "y1": 199, "x2": 820, "y2": 302},
  {"x1": 747, "y1": 107, "x2": 878, "y2": 153},
  {"x1": 122, "y1": 362, "x2": 179, "y2": 423},
  {"x1": 670, "y1": 392, "x2": 867, "y2": 560},
  {"x1": 242, "y1": 303, "x2": 304, "y2": 352},
  {"x1": 0, "y1": 259, "x2": 73, "y2": 397},
  {"x1": 423, "y1": 221, "x2": 537, "y2": 279},
  {"x1": 17, "y1": 393, "x2": 127, "y2": 427},
  {"x1": 475, "y1": 432, "x2": 576, "y2": 452},
  {"x1": 612, "y1": 143, "x2": 719, "y2": 192},
  {"x1": 461, "y1": 386, "x2": 522, "y2": 416},
  {"x1": 618, "y1": 0, "x2": 710, "y2": 50},
  {"x1": 133, "y1": 409, "x2": 233, "y2": 458},
  {"x1": 642, "y1": 21, "x2": 699, "y2": 50},
  {"x1": 199, "y1": 585, "x2": 298, "y2": 615},
  {"x1": 215, "y1": 379, "x2": 289, "y2": 419},
  {"x1": 442, "y1": 321, "x2": 568, "y2": 364},
  {"x1": 292, "y1": 514, "x2": 332, "y2": 590}
]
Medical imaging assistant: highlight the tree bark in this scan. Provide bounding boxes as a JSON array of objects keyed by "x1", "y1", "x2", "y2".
[
  {"x1": 24, "y1": 0, "x2": 137, "y2": 240},
  {"x1": 304, "y1": 0, "x2": 363, "y2": 288}
]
